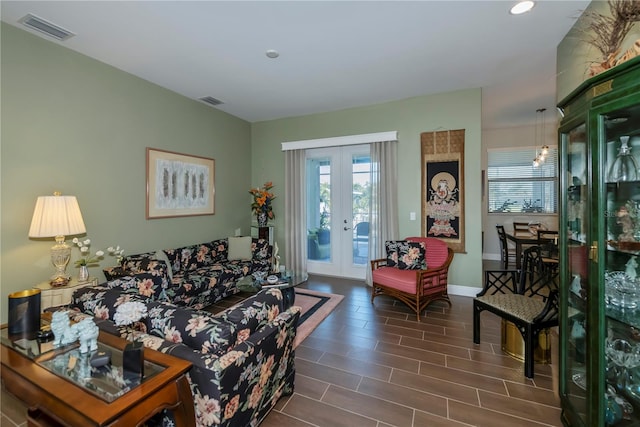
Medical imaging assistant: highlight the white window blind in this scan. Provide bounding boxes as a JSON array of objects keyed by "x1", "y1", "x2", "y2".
[{"x1": 487, "y1": 147, "x2": 558, "y2": 213}]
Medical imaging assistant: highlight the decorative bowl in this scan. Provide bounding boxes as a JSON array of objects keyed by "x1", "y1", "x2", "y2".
[{"x1": 266, "y1": 275, "x2": 279, "y2": 284}]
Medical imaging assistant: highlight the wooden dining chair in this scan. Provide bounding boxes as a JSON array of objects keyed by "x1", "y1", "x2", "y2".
[
  {"x1": 513, "y1": 222, "x2": 531, "y2": 236},
  {"x1": 537, "y1": 229, "x2": 559, "y2": 272},
  {"x1": 496, "y1": 225, "x2": 517, "y2": 269},
  {"x1": 537, "y1": 229, "x2": 559, "y2": 245}
]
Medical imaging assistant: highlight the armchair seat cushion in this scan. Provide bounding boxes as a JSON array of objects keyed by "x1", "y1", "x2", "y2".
[
  {"x1": 371, "y1": 267, "x2": 418, "y2": 294},
  {"x1": 475, "y1": 294, "x2": 546, "y2": 323}
]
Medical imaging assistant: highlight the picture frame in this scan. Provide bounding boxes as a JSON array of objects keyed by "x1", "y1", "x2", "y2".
[
  {"x1": 146, "y1": 147, "x2": 215, "y2": 219},
  {"x1": 421, "y1": 129, "x2": 465, "y2": 253}
]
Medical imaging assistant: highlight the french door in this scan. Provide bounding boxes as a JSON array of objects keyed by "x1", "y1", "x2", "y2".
[{"x1": 306, "y1": 144, "x2": 370, "y2": 279}]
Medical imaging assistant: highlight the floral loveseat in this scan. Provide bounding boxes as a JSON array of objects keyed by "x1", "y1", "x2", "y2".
[
  {"x1": 70, "y1": 285, "x2": 299, "y2": 427},
  {"x1": 103, "y1": 237, "x2": 272, "y2": 309}
]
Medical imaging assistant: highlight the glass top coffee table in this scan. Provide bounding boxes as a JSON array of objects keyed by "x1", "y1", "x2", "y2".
[
  {"x1": 1, "y1": 321, "x2": 195, "y2": 426},
  {"x1": 256, "y1": 272, "x2": 308, "y2": 309}
]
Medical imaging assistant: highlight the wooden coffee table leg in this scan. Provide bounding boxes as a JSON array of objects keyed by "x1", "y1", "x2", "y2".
[{"x1": 171, "y1": 374, "x2": 196, "y2": 427}]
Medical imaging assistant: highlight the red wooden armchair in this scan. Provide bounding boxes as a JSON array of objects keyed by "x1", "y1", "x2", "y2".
[{"x1": 371, "y1": 237, "x2": 454, "y2": 321}]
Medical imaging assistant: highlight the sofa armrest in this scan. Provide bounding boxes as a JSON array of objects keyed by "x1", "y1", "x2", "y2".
[{"x1": 212, "y1": 306, "x2": 300, "y2": 426}]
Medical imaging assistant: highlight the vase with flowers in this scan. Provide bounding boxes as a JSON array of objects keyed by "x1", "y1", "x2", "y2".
[
  {"x1": 249, "y1": 181, "x2": 276, "y2": 226},
  {"x1": 114, "y1": 301, "x2": 147, "y2": 377},
  {"x1": 72, "y1": 238, "x2": 124, "y2": 282}
]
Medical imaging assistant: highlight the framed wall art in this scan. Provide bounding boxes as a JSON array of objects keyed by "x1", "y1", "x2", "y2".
[
  {"x1": 146, "y1": 147, "x2": 215, "y2": 219},
  {"x1": 421, "y1": 129, "x2": 465, "y2": 253}
]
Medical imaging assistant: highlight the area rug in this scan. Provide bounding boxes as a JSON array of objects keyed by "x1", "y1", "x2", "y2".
[{"x1": 293, "y1": 289, "x2": 344, "y2": 348}]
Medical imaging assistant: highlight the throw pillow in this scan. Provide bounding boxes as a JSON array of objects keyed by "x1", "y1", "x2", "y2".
[
  {"x1": 228, "y1": 236, "x2": 252, "y2": 261},
  {"x1": 385, "y1": 240, "x2": 427, "y2": 270}
]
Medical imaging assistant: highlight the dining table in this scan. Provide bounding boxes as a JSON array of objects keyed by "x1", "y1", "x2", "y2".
[{"x1": 505, "y1": 232, "x2": 540, "y2": 269}]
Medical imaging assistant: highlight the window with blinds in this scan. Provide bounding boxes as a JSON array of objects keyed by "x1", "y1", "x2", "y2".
[{"x1": 487, "y1": 147, "x2": 558, "y2": 213}]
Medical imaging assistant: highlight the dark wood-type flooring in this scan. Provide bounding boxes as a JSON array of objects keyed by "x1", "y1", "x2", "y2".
[{"x1": 2, "y1": 262, "x2": 562, "y2": 426}]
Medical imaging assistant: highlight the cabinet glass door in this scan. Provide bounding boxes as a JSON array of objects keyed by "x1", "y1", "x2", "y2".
[
  {"x1": 564, "y1": 122, "x2": 588, "y2": 423},
  {"x1": 602, "y1": 103, "x2": 640, "y2": 426},
  {"x1": 559, "y1": 58, "x2": 640, "y2": 427}
]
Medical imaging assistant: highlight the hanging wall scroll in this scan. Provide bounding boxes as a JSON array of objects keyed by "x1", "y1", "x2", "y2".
[{"x1": 421, "y1": 129, "x2": 465, "y2": 253}]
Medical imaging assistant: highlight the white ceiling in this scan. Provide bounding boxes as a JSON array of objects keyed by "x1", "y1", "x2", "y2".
[{"x1": 1, "y1": 1, "x2": 591, "y2": 128}]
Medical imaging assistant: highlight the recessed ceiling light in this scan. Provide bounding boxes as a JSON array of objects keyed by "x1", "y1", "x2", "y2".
[
  {"x1": 510, "y1": 1, "x2": 535, "y2": 15},
  {"x1": 265, "y1": 49, "x2": 279, "y2": 59}
]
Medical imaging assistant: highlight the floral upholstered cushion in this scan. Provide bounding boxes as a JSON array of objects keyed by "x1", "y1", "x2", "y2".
[
  {"x1": 163, "y1": 240, "x2": 228, "y2": 273},
  {"x1": 72, "y1": 282, "x2": 150, "y2": 322},
  {"x1": 121, "y1": 252, "x2": 161, "y2": 274},
  {"x1": 106, "y1": 272, "x2": 169, "y2": 300},
  {"x1": 143, "y1": 288, "x2": 283, "y2": 357},
  {"x1": 251, "y1": 238, "x2": 272, "y2": 272},
  {"x1": 385, "y1": 240, "x2": 427, "y2": 270},
  {"x1": 145, "y1": 302, "x2": 236, "y2": 356},
  {"x1": 168, "y1": 264, "x2": 246, "y2": 309}
]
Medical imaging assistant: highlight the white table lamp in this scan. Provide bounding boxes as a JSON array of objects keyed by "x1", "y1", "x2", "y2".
[{"x1": 28, "y1": 192, "x2": 86, "y2": 286}]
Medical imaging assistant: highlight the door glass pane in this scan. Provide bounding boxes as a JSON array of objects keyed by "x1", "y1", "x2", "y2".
[
  {"x1": 564, "y1": 122, "x2": 588, "y2": 420},
  {"x1": 603, "y1": 104, "x2": 640, "y2": 424},
  {"x1": 306, "y1": 156, "x2": 331, "y2": 262},
  {"x1": 352, "y1": 154, "x2": 371, "y2": 266}
]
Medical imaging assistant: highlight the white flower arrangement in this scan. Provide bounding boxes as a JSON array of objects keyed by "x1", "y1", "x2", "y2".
[
  {"x1": 107, "y1": 245, "x2": 125, "y2": 264},
  {"x1": 114, "y1": 301, "x2": 148, "y2": 327},
  {"x1": 73, "y1": 238, "x2": 104, "y2": 267},
  {"x1": 72, "y1": 238, "x2": 124, "y2": 268}
]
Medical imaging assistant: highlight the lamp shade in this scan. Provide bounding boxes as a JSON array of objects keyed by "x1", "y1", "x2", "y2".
[{"x1": 28, "y1": 194, "x2": 86, "y2": 238}]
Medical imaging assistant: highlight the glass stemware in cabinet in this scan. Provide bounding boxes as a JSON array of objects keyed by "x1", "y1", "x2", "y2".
[{"x1": 608, "y1": 136, "x2": 638, "y2": 182}]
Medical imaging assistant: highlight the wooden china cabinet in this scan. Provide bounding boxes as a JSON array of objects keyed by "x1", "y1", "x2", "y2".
[{"x1": 559, "y1": 56, "x2": 640, "y2": 426}]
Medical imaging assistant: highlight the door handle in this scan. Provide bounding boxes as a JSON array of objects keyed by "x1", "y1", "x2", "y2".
[{"x1": 344, "y1": 226, "x2": 351, "y2": 231}]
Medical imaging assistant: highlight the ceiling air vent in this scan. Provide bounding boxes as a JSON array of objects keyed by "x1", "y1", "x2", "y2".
[
  {"x1": 198, "y1": 96, "x2": 224, "y2": 107},
  {"x1": 18, "y1": 14, "x2": 75, "y2": 41}
]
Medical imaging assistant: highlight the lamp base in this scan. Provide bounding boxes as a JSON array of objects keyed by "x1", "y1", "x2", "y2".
[
  {"x1": 49, "y1": 275, "x2": 70, "y2": 287},
  {"x1": 50, "y1": 237, "x2": 71, "y2": 287}
]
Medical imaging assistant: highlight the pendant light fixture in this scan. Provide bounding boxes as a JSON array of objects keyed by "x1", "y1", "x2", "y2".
[{"x1": 533, "y1": 108, "x2": 547, "y2": 168}]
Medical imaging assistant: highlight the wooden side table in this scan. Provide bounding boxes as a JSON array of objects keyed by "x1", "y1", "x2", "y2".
[
  {"x1": 1, "y1": 328, "x2": 195, "y2": 427},
  {"x1": 34, "y1": 276, "x2": 98, "y2": 311}
]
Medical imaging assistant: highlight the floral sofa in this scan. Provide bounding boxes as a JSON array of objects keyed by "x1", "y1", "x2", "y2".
[
  {"x1": 69, "y1": 284, "x2": 300, "y2": 427},
  {"x1": 103, "y1": 237, "x2": 272, "y2": 309}
]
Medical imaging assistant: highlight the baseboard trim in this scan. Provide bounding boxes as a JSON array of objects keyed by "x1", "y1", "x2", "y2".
[
  {"x1": 448, "y1": 284, "x2": 481, "y2": 298},
  {"x1": 483, "y1": 253, "x2": 501, "y2": 261}
]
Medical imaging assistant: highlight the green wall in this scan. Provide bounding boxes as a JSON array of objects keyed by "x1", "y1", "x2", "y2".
[
  {"x1": 1, "y1": 22, "x2": 484, "y2": 324},
  {"x1": 251, "y1": 89, "x2": 483, "y2": 289},
  {"x1": 1, "y1": 24, "x2": 253, "y2": 322}
]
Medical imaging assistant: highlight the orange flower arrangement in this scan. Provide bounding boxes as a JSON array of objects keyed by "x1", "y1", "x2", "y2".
[{"x1": 249, "y1": 181, "x2": 276, "y2": 220}]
